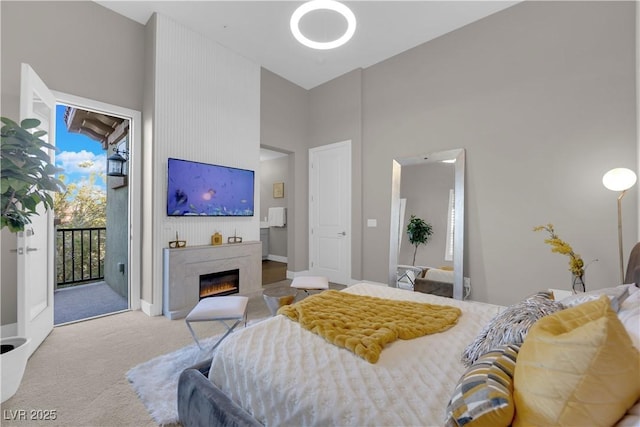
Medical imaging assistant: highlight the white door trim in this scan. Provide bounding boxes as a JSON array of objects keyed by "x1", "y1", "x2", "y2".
[
  {"x1": 18, "y1": 64, "x2": 57, "y2": 356},
  {"x1": 52, "y1": 91, "x2": 142, "y2": 311},
  {"x1": 309, "y1": 140, "x2": 352, "y2": 284}
]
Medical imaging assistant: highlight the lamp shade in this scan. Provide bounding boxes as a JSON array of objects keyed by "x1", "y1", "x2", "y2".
[{"x1": 602, "y1": 168, "x2": 637, "y2": 192}]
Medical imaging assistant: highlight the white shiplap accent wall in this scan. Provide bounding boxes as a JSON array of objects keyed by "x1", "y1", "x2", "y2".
[{"x1": 149, "y1": 14, "x2": 260, "y2": 314}]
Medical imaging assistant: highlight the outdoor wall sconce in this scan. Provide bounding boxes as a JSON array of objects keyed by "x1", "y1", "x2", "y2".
[{"x1": 107, "y1": 147, "x2": 129, "y2": 177}]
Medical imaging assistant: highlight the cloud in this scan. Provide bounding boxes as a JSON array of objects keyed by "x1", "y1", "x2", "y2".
[{"x1": 56, "y1": 150, "x2": 106, "y2": 175}]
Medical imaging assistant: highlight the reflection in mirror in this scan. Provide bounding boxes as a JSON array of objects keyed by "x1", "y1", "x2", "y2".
[{"x1": 389, "y1": 149, "x2": 465, "y2": 300}]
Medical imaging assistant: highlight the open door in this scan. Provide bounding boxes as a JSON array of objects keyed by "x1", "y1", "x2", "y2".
[{"x1": 17, "y1": 63, "x2": 57, "y2": 357}]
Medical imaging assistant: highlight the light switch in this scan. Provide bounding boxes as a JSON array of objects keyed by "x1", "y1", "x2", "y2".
[{"x1": 367, "y1": 219, "x2": 377, "y2": 227}]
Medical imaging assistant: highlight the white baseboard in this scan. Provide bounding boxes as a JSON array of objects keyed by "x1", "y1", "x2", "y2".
[
  {"x1": 1, "y1": 323, "x2": 18, "y2": 338},
  {"x1": 267, "y1": 254, "x2": 287, "y2": 263},
  {"x1": 140, "y1": 299, "x2": 162, "y2": 317}
]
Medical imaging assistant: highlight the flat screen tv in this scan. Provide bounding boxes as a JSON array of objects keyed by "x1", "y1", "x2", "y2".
[{"x1": 167, "y1": 158, "x2": 255, "y2": 217}]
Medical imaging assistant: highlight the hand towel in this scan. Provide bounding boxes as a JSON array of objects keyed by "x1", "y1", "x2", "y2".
[{"x1": 268, "y1": 207, "x2": 286, "y2": 227}]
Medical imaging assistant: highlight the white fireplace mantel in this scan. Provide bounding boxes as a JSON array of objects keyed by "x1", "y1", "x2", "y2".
[{"x1": 162, "y1": 241, "x2": 261, "y2": 319}]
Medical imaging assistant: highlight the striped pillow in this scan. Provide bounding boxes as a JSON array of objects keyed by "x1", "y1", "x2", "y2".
[
  {"x1": 445, "y1": 344, "x2": 520, "y2": 427},
  {"x1": 461, "y1": 291, "x2": 563, "y2": 366}
]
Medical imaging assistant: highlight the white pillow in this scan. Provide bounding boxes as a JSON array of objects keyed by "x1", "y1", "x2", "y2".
[
  {"x1": 560, "y1": 285, "x2": 630, "y2": 312},
  {"x1": 614, "y1": 398, "x2": 640, "y2": 427},
  {"x1": 617, "y1": 287, "x2": 640, "y2": 350}
]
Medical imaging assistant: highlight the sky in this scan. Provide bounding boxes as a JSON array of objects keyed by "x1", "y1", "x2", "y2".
[{"x1": 55, "y1": 104, "x2": 106, "y2": 191}]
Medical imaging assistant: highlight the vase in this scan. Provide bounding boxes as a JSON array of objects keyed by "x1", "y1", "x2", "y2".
[
  {"x1": 572, "y1": 274, "x2": 585, "y2": 293},
  {"x1": 1, "y1": 336, "x2": 31, "y2": 403}
]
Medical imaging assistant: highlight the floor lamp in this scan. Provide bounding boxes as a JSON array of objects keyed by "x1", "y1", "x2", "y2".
[{"x1": 602, "y1": 168, "x2": 637, "y2": 283}]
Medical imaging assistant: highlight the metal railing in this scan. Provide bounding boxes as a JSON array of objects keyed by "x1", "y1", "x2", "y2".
[{"x1": 56, "y1": 227, "x2": 106, "y2": 288}]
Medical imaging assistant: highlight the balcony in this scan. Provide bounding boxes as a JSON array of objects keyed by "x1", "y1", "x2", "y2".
[
  {"x1": 56, "y1": 227, "x2": 106, "y2": 287},
  {"x1": 55, "y1": 227, "x2": 127, "y2": 325}
]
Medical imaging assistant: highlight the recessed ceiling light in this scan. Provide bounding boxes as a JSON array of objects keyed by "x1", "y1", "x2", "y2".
[{"x1": 290, "y1": 0, "x2": 356, "y2": 50}]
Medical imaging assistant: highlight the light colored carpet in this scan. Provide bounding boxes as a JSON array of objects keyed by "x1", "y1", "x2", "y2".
[
  {"x1": 127, "y1": 319, "x2": 265, "y2": 426},
  {"x1": 0, "y1": 282, "x2": 282, "y2": 427}
]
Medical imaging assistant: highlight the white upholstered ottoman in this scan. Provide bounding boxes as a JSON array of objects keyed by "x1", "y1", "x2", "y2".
[
  {"x1": 185, "y1": 295, "x2": 248, "y2": 350},
  {"x1": 290, "y1": 276, "x2": 329, "y2": 295}
]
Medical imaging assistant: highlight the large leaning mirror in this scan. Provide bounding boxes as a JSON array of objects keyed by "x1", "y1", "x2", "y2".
[{"x1": 388, "y1": 148, "x2": 465, "y2": 300}]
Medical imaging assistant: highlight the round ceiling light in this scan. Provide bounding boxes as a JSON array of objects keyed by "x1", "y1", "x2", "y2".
[{"x1": 290, "y1": 0, "x2": 356, "y2": 50}]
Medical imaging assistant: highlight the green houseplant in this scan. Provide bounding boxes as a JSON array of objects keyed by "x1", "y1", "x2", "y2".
[
  {"x1": 1, "y1": 117, "x2": 65, "y2": 232},
  {"x1": 406, "y1": 214, "x2": 433, "y2": 266},
  {"x1": 0, "y1": 117, "x2": 65, "y2": 403}
]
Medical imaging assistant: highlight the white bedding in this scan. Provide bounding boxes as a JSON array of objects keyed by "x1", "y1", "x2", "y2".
[{"x1": 208, "y1": 283, "x2": 502, "y2": 426}]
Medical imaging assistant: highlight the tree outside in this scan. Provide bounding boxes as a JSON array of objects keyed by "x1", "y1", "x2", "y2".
[{"x1": 54, "y1": 156, "x2": 107, "y2": 287}]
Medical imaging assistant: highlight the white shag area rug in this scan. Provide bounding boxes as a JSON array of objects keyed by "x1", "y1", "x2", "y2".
[{"x1": 127, "y1": 320, "x2": 264, "y2": 426}]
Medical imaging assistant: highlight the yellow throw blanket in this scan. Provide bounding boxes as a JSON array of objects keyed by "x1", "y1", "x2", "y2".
[{"x1": 278, "y1": 290, "x2": 462, "y2": 363}]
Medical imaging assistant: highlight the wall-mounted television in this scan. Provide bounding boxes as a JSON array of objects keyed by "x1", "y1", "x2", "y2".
[{"x1": 167, "y1": 158, "x2": 255, "y2": 217}]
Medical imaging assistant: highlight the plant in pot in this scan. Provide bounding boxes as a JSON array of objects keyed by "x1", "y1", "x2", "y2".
[
  {"x1": 1, "y1": 116, "x2": 65, "y2": 402},
  {"x1": 406, "y1": 214, "x2": 433, "y2": 266}
]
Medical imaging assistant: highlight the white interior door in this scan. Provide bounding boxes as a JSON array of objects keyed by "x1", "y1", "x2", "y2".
[
  {"x1": 17, "y1": 63, "x2": 56, "y2": 356},
  {"x1": 309, "y1": 141, "x2": 351, "y2": 284}
]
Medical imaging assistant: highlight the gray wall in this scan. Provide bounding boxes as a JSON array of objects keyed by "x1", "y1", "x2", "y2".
[
  {"x1": 105, "y1": 177, "x2": 129, "y2": 298},
  {"x1": 399, "y1": 162, "x2": 455, "y2": 268},
  {"x1": 361, "y1": 1, "x2": 637, "y2": 305},
  {"x1": 2, "y1": 1, "x2": 637, "y2": 325},
  {"x1": 260, "y1": 69, "x2": 309, "y2": 272},
  {"x1": 1, "y1": 0, "x2": 145, "y2": 326},
  {"x1": 309, "y1": 69, "x2": 364, "y2": 280},
  {"x1": 261, "y1": 1, "x2": 637, "y2": 305},
  {"x1": 260, "y1": 156, "x2": 289, "y2": 258}
]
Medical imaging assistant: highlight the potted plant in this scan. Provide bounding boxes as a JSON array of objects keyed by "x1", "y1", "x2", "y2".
[
  {"x1": 1, "y1": 116, "x2": 64, "y2": 403},
  {"x1": 1, "y1": 116, "x2": 65, "y2": 232},
  {"x1": 406, "y1": 214, "x2": 433, "y2": 266}
]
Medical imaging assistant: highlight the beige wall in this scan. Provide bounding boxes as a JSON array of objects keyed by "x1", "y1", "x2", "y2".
[
  {"x1": 1, "y1": 0, "x2": 145, "y2": 326},
  {"x1": 260, "y1": 69, "x2": 309, "y2": 272},
  {"x1": 261, "y1": 1, "x2": 637, "y2": 304},
  {"x1": 361, "y1": 1, "x2": 637, "y2": 304},
  {"x1": 308, "y1": 70, "x2": 364, "y2": 280},
  {"x1": 260, "y1": 156, "x2": 289, "y2": 258},
  {"x1": 2, "y1": 1, "x2": 637, "y2": 325}
]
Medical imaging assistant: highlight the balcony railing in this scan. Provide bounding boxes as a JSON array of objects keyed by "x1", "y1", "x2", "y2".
[{"x1": 56, "y1": 227, "x2": 106, "y2": 288}]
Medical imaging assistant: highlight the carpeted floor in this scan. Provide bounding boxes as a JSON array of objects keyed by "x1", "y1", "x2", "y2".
[
  {"x1": 54, "y1": 282, "x2": 128, "y2": 325},
  {"x1": 0, "y1": 282, "x2": 283, "y2": 427}
]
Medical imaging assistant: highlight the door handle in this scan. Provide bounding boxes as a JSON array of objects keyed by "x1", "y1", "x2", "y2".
[
  {"x1": 9, "y1": 248, "x2": 24, "y2": 254},
  {"x1": 338, "y1": 231, "x2": 346, "y2": 236},
  {"x1": 26, "y1": 247, "x2": 38, "y2": 252}
]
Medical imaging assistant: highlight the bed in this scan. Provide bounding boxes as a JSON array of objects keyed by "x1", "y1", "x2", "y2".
[
  {"x1": 179, "y1": 283, "x2": 503, "y2": 426},
  {"x1": 414, "y1": 267, "x2": 454, "y2": 297},
  {"x1": 214, "y1": 284, "x2": 499, "y2": 424},
  {"x1": 396, "y1": 265, "x2": 454, "y2": 297}
]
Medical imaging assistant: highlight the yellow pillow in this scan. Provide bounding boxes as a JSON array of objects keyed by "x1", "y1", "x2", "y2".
[{"x1": 513, "y1": 295, "x2": 640, "y2": 427}]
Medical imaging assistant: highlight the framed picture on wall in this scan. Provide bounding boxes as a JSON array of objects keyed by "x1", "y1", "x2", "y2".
[{"x1": 273, "y1": 182, "x2": 284, "y2": 198}]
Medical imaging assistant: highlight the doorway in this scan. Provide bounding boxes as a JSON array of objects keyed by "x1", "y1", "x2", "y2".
[
  {"x1": 260, "y1": 147, "x2": 289, "y2": 284},
  {"x1": 309, "y1": 141, "x2": 352, "y2": 284},
  {"x1": 53, "y1": 103, "x2": 130, "y2": 325},
  {"x1": 52, "y1": 91, "x2": 142, "y2": 326}
]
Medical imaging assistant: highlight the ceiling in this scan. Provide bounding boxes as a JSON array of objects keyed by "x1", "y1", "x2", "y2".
[{"x1": 96, "y1": 1, "x2": 519, "y2": 90}]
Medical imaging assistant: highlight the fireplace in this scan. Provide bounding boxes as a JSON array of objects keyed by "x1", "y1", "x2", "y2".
[
  {"x1": 163, "y1": 242, "x2": 261, "y2": 319},
  {"x1": 199, "y1": 269, "x2": 240, "y2": 299}
]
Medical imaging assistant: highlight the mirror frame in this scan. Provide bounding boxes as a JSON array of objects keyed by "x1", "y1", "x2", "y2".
[{"x1": 388, "y1": 148, "x2": 466, "y2": 299}]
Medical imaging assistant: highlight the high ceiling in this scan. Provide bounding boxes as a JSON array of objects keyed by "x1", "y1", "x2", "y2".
[{"x1": 96, "y1": 1, "x2": 519, "y2": 90}]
